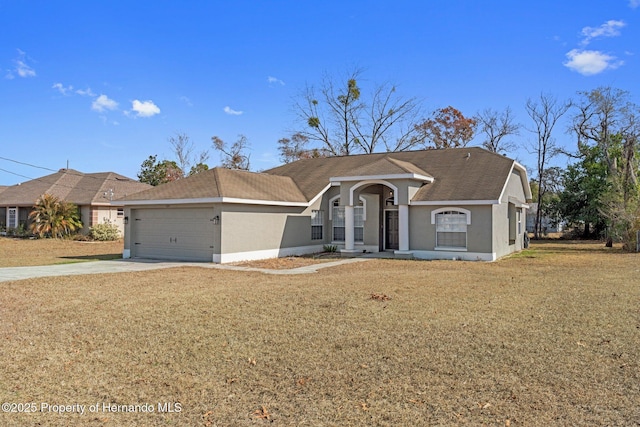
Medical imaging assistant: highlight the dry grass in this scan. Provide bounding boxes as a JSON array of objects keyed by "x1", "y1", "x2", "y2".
[
  {"x1": 0, "y1": 237, "x2": 123, "y2": 267},
  {"x1": 232, "y1": 254, "x2": 341, "y2": 270},
  {"x1": 1, "y1": 241, "x2": 639, "y2": 426}
]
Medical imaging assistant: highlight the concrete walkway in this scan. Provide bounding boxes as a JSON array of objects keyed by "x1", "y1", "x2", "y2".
[{"x1": 0, "y1": 257, "x2": 372, "y2": 283}]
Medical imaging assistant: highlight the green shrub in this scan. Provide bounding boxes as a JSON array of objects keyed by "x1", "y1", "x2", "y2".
[
  {"x1": 323, "y1": 244, "x2": 338, "y2": 253},
  {"x1": 90, "y1": 221, "x2": 121, "y2": 241}
]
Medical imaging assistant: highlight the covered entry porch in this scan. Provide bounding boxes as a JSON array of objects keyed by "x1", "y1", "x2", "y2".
[{"x1": 329, "y1": 161, "x2": 433, "y2": 257}]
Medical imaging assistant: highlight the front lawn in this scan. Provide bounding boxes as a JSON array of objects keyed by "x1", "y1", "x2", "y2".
[
  {"x1": 0, "y1": 237, "x2": 123, "y2": 267},
  {"x1": 0, "y1": 241, "x2": 638, "y2": 425}
]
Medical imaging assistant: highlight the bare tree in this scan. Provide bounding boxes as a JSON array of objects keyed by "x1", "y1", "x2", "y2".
[
  {"x1": 525, "y1": 93, "x2": 572, "y2": 239},
  {"x1": 290, "y1": 68, "x2": 423, "y2": 157},
  {"x1": 475, "y1": 107, "x2": 520, "y2": 154},
  {"x1": 353, "y1": 82, "x2": 422, "y2": 153},
  {"x1": 277, "y1": 132, "x2": 327, "y2": 163},
  {"x1": 169, "y1": 132, "x2": 210, "y2": 176},
  {"x1": 169, "y1": 132, "x2": 194, "y2": 173},
  {"x1": 212, "y1": 134, "x2": 251, "y2": 170}
]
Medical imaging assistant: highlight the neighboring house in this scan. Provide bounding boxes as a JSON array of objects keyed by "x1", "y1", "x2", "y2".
[
  {"x1": 0, "y1": 169, "x2": 152, "y2": 235},
  {"x1": 526, "y1": 203, "x2": 564, "y2": 234},
  {"x1": 120, "y1": 147, "x2": 532, "y2": 263}
]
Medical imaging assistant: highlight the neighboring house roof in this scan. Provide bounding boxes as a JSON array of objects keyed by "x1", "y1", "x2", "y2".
[
  {"x1": 0, "y1": 186, "x2": 7, "y2": 195},
  {"x1": 0, "y1": 169, "x2": 152, "y2": 206},
  {"x1": 121, "y1": 147, "x2": 530, "y2": 205}
]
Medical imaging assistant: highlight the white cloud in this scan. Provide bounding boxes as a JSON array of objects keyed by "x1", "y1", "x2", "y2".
[
  {"x1": 76, "y1": 87, "x2": 96, "y2": 97},
  {"x1": 224, "y1": 106, "x2": 243, "y2": 115},
  {"x1": 267, "y1": 76, "x2": 285, "y2": 86},
  {"x1": 630, "y1": 0, "x2": 639, "y2": 8},
  {"x1": 92, "y1": 94, "x2": 119, "y2": 112},
  {"x1": 564, "y1": 49, "x2": 623, "y2": 75},
  {"x1": 580, "y1": 20, "x2": 625, "y2": 46},
  {"x1": 53, "y1": 83, "x2": 96, "y2": 97},
  {"x1": 52, "y1": 83, "x2": 73, "y2": 95},
  {"x1": 6, "y1": 49, "x2": 36, "y2": 79},
  {"x1": 131, "y1": 99, "x2": 160, "y2": 117}
]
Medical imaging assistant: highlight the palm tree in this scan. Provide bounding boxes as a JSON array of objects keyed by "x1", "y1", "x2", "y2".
[{"x1": 29, "y1": 194, "x2": 82, "y2": 238}]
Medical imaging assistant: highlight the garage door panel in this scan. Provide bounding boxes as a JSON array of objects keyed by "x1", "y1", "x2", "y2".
[{"x1": 132, "y1": 208, "x2": 215, "y2": 262}]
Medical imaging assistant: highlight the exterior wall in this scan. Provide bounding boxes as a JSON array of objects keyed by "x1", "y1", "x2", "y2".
[
  {"x1": 409, "y1": 204, "x2": 495, "y2": 260},
  {"x1": 78, "y1": 206, "x2": 126, "y2": 236},
  {"x1": 493, "y1": 170, "x2": 528, "y2": 258},
  {"x1": 219, "y1": 203, "x2": 320, "y2": 263}
]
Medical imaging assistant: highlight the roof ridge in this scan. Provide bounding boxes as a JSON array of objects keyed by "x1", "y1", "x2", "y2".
[{"x1": 212, "y1": 167, "x2": 222, "y2": 196}]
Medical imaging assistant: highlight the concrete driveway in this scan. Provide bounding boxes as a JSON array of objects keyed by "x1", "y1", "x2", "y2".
[{"x1": 0, "y1": 258, "x2": 371, "y2": 283}]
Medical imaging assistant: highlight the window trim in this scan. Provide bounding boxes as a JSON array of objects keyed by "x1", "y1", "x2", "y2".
[
  {"x1": 311, "y1": 209, "x2": 324, "y2": 240},
  {"x1": 431, "y1": 208, "x2": 470, "y2": 251},
  {"x1": 330, "y1": 196, "x2": 365, "y2": 243}
]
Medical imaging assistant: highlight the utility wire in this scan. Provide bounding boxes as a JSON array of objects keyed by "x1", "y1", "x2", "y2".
[
  {"x1": 0, "y1": 155, "x2": 144, "y2": 187},
  {"x1": 0, "y1": 156, "x2": 57, "y2": 172},
  {"x1": 0, "y1": 162, "x2": 144, "y2": 197}
]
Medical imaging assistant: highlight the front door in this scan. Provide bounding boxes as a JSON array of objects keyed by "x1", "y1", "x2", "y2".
[{"x1": 385, "y1": 210, "x2": 399, "y2": 250}]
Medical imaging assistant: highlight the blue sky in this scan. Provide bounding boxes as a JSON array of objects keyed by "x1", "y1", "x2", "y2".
[{"x1": 1, "y1": 0, "x2": 639, "y2": 185}]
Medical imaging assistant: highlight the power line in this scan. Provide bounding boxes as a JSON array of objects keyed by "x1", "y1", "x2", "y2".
[
  {"x1": 0, "y1": 156, "x2": 56, "y2": 172},
  {"x1": 0, "y1": 167, "x2": 35, "y2": 181},
  {"x1": 0, "y1": 155, "x2": 143, "y2": 186},
  {"x1": 0, "y1": 163, "x2": 145, "y2": 198}
]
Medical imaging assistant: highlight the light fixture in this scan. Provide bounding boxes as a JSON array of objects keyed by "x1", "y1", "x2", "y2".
[
  {"x1": 124, "y1": 216, "x2": 129, "y2": 225},
  {"x1": 212, "y1": 215, "x2": 220, "y2": 225}
]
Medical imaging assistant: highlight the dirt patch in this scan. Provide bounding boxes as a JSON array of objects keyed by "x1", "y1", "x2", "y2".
[{"x1": 1, "y1": 241, "x2": 639, "y2": 426}]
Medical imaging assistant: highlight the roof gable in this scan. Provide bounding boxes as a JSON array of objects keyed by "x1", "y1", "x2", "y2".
[{"x1": 333, "y1": 156, "x2": 433, "y2": 180}]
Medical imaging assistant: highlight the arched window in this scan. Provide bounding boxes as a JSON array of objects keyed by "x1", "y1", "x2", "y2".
[{"x1": 433, "y1": 209, "x2": 470, "y2": 249}]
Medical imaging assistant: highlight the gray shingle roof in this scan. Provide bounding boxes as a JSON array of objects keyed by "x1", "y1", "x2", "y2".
[
  {"x1": 267, "y1": 147, "x2": 516, "y2": 202},
  {"x1": 120, "y1": 168, "x2": 307, "y2": 203},
  {"x1": 0, "y1": 169, "x2": 152, "y2": 206},
  {"x1": 121, "y1": 147, "x2": 522, "y2": 204}
]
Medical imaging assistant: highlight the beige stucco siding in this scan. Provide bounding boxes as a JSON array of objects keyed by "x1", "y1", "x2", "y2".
[
  {"x1": 409, "y1": 205, "x2": 493, "y2": 254},
  {"x1": 219, "y1": 204, "x2": 309, "y2": 254},
  {"x1": 493, "y1": 170, "x2": 528, "y2": 258},
  {"x1": 221, "y1": 211, "x2": 310, "y2": 253}
]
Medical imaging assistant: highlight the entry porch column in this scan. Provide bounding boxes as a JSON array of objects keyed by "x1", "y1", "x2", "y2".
[
  {"x1": 395, "y1": 203, "x2": 413, "y2": 256},
  {"x1": 341, "y1": 204, "x2": 360, "y2": 255}
]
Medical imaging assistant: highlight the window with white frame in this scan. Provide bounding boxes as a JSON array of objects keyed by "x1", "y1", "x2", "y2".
[
  {"x1": 517, "y1": 208, "x2": 522, "y2": 235},
  {"x1": 354, "y1": 205, "x2": 364, "y2": 242},
  {"x1": 435, "y1": 210, "x2": 468, "y2": 249},
  {"x1": 331, "y1": 198, "x2": 364, "y2": 243},
  {"x1": 8, "y1": 208, "x2": 17, "y2": 229},
  {"x1": 311, "y1": 210, "x2": 324, "y2": 240},
  {"x1": 332, "y1": 201, "x2": 345, "y2": 241}
]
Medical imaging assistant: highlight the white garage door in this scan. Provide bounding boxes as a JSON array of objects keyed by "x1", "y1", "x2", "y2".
[{"x1": 132, "y1": 208, "x2": 215, "y2": 262}]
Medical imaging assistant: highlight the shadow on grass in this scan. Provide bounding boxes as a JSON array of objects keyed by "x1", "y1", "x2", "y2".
[
  {"x1": 60, "y1": 254, "x2": 122, "y2": 262},
  {"x1": 527, "y1": 239, "x2": 627, "y2": 254}
]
